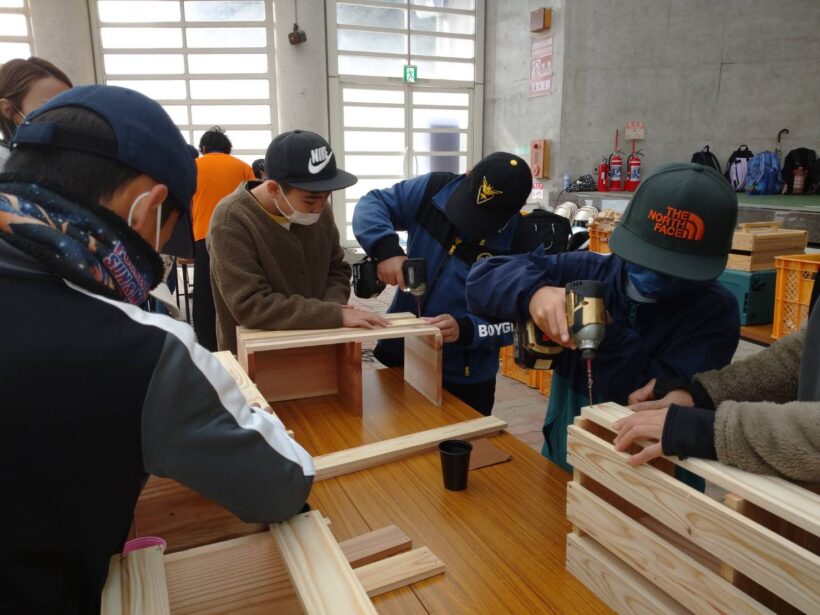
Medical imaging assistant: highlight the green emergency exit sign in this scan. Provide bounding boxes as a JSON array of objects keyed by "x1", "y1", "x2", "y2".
[{"x1": 403, "y1": 65, "x2": 418, "y2": 83}]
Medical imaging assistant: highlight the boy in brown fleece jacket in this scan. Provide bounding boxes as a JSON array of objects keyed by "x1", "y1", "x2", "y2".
[
  {"x1": 614, "y1": 283, "x2": 820, "y2": 483},
  {"x1": 207, "y1": 130, "x2": 387, "y2": 353}
]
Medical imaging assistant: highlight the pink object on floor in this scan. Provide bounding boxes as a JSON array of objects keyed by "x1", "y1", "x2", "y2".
[{"x1": 122, "y1": 536, "x2": 167, "y2": 555}]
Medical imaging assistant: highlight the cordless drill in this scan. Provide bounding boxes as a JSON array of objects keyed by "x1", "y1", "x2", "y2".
[
  {"x1": 514, "y1": 279, "x2": 606, "y2": 402},
  {"x1": 401, "y1": 258, "x2": 427, "y2": 317}
]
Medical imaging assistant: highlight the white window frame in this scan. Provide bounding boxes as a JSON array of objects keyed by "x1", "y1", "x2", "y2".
[
  {"x1": 0, "y1": 0, "x2": 33, "y2": 61},
  {"x1": 87, "y1": 0, "x2": 278, "y2": 160},
  {"x1": 326, "y1": 0, "x2": 485, "y2": 247}
]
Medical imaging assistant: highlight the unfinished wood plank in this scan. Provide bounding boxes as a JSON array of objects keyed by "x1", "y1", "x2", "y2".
[
  {"x1": 270, "y1": 510, "x2": 377, "y2": 615},
  {"x1": 336, "y1": 341, "x2": 363, "y2": 414},
  {"x1": 101, "y1": 546, "x2": 170, "y2": 615},
  {"x1": 314, "y1": 416, "x2": 507, "y2": 481},
  {"x1": 567, "y1": 425, "x2": 820, "y2": 613},
  {"x1": 251, "y1": 345, "x2": 339, "y2": 402},
  {"x1": 338, "y1": 525, "x2": 412, "y2": 568},
  {"x1": 356, "y1": 547, "x2": 445, "y2": 598},
  {"x1": 239, "y1": 322, "x2": 441, "y2": 353},
  {"x1": 582, "y1": 403, "x2": 820, "y2": 537},
  {"x1": 403, "y1": 332, "x2": 443, "y2": 406},
  {"x1": 213, "y1": 350, "x2": 269, "y2": 409},
  {"x1": 566, "y1": 534, "x2": 687, "y2": 615},
  {"x1": 567, "y1": 482, "x2": 773, "y2": 614}
]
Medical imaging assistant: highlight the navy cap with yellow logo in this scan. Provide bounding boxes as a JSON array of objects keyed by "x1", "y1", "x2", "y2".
[
  {"x1": 609, "y1": 163, "x2": 738, "y2": 281},
  {"x1": 444, "y1": 152, "x2": 532, "y2": 238}
]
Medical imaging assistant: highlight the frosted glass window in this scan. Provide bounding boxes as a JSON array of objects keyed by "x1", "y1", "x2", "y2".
[
  {"x1": 162, "y1": 105, "x2": 189, "y2": 124},
  {"x1": 101, "y1": 27, "x2": 182, "y2": 49},
  {"x1": 107, "y1": 79, "x2": 187, "y2": 100},
  {"x1": 0, "y1": 13, "x2": 26, "y2": 35},
  {"x1": 190, "y1": 79, "x2": 269, "y2": 100},
  {"x1": 337, "y1": 4, "x2": 406, "y2": 29},
  {"x1": 104, "y1": 54, "x2": 185, "y2": 75},
  {"x1": 184, "y1": 1, "x2": 265, "y2": 21},
  {"x1": 413, "y1": 132, "x2": 467, "y2": 151},
  {"x1": 412, "y1": 59, "x2": 474, "y2": 81},
  {"x1": 343, "y1": 89, "x2": 404, "y2": 104},
  {"x1": 188, "y1": 53, "x2": 267, "y2": 74},
  {"x1": 411, "y1": 34, "x2": 474, "y2": 59},
  {"x1": 338, "y1": 29, "x2": 406, "y2": 54},
  {"x1": 186, "y1": 27, "x2": 266, "y2": 48},
  {"x1": 344, "y1": 131, "x2": 405, "y2": 152},
  {"x1": 344, "y1": 177, "x2": 401, "y2": 200},
  {"x1": 412, "y1": 0, "x2": 474, "y2": 8},
  {"x1": 411, "y1": 10, "x2": 474, "y2": 34},
  {"x1": 416, "y1": 155, "x2": 466, "y2": 175},
  {"x1": 338, "y1": 55, "x2": 405, "y2": 78},
  {"x1": 191, "y1": 105, "x2": 270, "y2": 125},
  {"x1": 0, "y1": 42, "x2": 30, "y2": 62},
  {"x1": 97, "y1": 1, "x2": 180, "y2": 22},
  {"x1": 344, "y1": 106, "x2": 404, "y2": 129},
  {"x1": 413, "y1": 91, "x2": 469, "y2": 106},
  {"x1": 344, "y1": 155, "x2": 404, "y2": 176},
  {"x1": 193, "y1": 129, "x2": 272, "y2": 150},
  {"x1": 0, "y1": 1, "x2": 25, "y2": 7},
  {"x1": 413, "y1": 108, "x2": 469, "y2": 129}
]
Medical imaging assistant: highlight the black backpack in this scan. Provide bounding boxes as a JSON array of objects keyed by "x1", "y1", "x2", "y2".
[
  {"x1": 691, "y1": 145, "x2": 722, "y2": 174},
  {"x1": 724, "y1": 145, "x2": 754, "y2": 191},
  {"x1": 782, "y1": 147, "x2": 817, "y2": 194}
]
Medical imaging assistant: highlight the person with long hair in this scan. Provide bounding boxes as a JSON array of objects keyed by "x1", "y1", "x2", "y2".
[{"x1": 0, "y1": 56, "x2": 72, "y2": 170}]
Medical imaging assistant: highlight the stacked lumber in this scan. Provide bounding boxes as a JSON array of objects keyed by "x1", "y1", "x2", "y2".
[
  {"x1": 566, "y1": 402, "x2": 820, "y2": 615},
  {"x1": 728, "y1": 222, "x2": 807, "y2": 271}
]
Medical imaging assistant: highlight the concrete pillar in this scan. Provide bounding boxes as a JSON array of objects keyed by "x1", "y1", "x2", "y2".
[
  {"x1": 28, "y1": 0, "x2": 97, "y2": 86},
  {"x1": 272, "y1": 1, "x2": 330, "y2": 136}
]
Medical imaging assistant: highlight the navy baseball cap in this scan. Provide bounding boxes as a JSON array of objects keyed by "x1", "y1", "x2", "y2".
[
  {"x1": 11, "y1": 85, "x2": 197, "y2": 257},
  {"x1": 265, "y1": 130, "x2": 357, "y2": 192},
  {"x1": 445, "y1": 152, "x2": 532, "y2": 238}
]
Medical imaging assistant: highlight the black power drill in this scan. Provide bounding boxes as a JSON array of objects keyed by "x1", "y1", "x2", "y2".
[{"x1": 352, "y1": 257, "x2": 427, "y2": 317}]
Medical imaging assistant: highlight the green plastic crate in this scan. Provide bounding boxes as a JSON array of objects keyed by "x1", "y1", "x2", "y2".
[{"x1": 717, "y1": 269, "x2": 777, "y2": 325}]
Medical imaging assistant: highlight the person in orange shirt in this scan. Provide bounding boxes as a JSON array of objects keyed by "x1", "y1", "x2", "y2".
[{"x1": 191, "y1": 127, "x2": 255, "y2": 350}]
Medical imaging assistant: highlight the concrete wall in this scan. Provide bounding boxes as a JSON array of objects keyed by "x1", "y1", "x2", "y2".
[
  {"x1": 484, "y1": 0, "x2": 820, "y2": 199},
  {"x1": 28, "y1": 0, "x2": 96, "y2": 86}
]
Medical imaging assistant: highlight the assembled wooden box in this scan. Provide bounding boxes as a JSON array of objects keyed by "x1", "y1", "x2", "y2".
[
  {"x1": 727, "y1": 222, "x2": 807, "y2": 272},
  {"x1": 566, "y1": 402, "x2": 819, "y2": 615}
]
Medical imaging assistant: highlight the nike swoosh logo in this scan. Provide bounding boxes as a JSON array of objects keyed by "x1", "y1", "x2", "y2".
[{"x1": 308, "y1": 151, "x2": 333, "y2": 174}]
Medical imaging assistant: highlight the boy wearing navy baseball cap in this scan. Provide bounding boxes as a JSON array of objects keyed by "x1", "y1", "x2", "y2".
[
  {"x1": 0, "y1": 86, "x2": 314, "y2": 611},
  {"x1": 208, "y1": 129, "x2": 388, "y2": 353}
]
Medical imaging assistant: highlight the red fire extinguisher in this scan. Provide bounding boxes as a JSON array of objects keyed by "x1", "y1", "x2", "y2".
[
  {"x1": 596, "y1": 157, "x2": 609, "y2": 192},
  {"x1": 609, "y1": 129, "x2": 624, "y2": 191},
  {"x1": 626, "y1": 143, "x2": 642, "y2": 192}
]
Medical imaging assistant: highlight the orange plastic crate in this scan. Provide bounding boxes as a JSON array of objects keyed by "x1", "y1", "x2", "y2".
[
  {"x1": 537, "y1": 369, "x2": 553, "y2": 397},
  {"x1": 588, "y1": 226, "x2": 612, "y2": 254},
  {"x1": 772, "y1": 253, "x2": 820, "y2": 339},
  {"x1": 500, "y1": 345, "x2": 540, "y2": 387}
]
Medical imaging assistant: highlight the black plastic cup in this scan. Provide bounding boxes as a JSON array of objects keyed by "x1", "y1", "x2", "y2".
[{"x1": 439, "y1": 439, "x2": 473, "y2": 491}]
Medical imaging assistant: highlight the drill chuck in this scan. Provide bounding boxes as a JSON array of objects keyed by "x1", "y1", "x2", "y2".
[{"x1": 565, "y1": 279, "x2": 606, "y2": 356}]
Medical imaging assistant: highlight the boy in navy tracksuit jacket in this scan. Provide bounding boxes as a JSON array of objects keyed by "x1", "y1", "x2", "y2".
[
  {"x1": 354, "y1": 153, "x2": 556, "y2": 414},
  {"x1": 467, "y1": 163, "x2": 741, "y2": 470}
]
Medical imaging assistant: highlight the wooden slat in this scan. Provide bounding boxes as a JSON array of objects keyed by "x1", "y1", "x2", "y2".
[
  {"x1": 567, "y1": 482, "x2": 773, "y2": 614},
  {"x1": 270, "y1": 510, "x2": 377, "y2": 614},
  {"x1": 403, "y1": 331, "x2": 443, "y2": 406},
  {"x1": 356, "y1": 547, "x2": 445, "y2": 598},
  {"x1": 314, "y1": 416, "x2": 507, "y2": 481},
  {"x1": 239, "y1": 322, "x2": 441, "y2": 353},
  {"x1": 567, "y1": 424, "x2": 820, "y2": 613},
  {"x1": 101, "y1": 546, "x2": 170, "y2": 615},
  {"x1": 338, "y1": 525, "x2": 412, "y2": 568},
  {"x1": 566, "y1": 533, "x2": 688, "y2": 615},
  {"x1": 581, "y1": 403, "x2": 820, "y2": 536},
  {"x1": 213, "y1": 350, "x2": 270, "y2": 410}
]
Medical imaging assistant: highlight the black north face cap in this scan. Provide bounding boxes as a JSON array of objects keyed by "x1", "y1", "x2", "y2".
[
  {"x1": 444, "y1": 152, "x2": 532, "y2": 238},
  {"x1": 609, "y1": 163, "x2": 738, "y2": 281},
  {"x1": 264, "y1": 130, "x2": 357, "y2": 192}
]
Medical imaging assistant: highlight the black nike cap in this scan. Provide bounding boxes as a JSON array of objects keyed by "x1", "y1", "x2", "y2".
[{"x1": 264, "y1": 129, "x2": 357, "y2": 192}]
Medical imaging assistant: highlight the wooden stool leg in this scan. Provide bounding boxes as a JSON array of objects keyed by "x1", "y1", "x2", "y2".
[{"x1": 337, "y1": 342, "x2": 362, "y2": 414}]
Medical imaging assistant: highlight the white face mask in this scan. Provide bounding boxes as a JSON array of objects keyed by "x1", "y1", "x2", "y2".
[
  {"x1": 127, "y1": 190, "x2": 162, "y2": 251},
  {"x1": 275, "y1": 190, "x2": 321, "y2": 226}
]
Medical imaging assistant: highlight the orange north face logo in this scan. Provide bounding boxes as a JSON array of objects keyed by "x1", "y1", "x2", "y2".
[{"x1": 647, "y1": 206, "x2": 705, "y2": 240}]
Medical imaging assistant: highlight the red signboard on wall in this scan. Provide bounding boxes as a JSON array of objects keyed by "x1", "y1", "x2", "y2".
[{"x1": 530, "y1": 33, "x2": 553, "y2": 97}]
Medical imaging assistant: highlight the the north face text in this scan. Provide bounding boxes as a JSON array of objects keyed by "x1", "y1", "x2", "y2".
[{"x1": 647, "y1": 206, "x2": 705, "y2": 240}]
